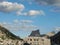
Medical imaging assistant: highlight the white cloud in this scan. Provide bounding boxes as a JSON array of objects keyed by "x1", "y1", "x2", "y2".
[
  {"x1": 0, "y1": 19, "x2": 38, "y2": 31},
  {"x1": 55, "y1": 27, "x2": 60, "y2": 31},
  {"x1": 28, "y1": 10, "x2": 45, "y2": 16},
  {"x1": 13, "y1": 19, "x2": 33, "y2": 24},
  {"x1": 50, "y1": 7, "x2": 60, "y2": 12},
  {"x1": 0, "y1": 1, "x2": 25, "y2": 13},
  {"x1": 0, "y1": 0, "x2": 6, "y2": 2},
  {"x1": 17, "y1": 10, "x2": 45, "y2": 16},
  {"x1": 0, "y1": 1, "x2": 45, "y2": 16},
  {"x1": 13, "y1": 19, "x2": 19, "y2": 23},
  {"x1": 20, "y1": 20, "x2": 33, "y2": 23},
  {"x1": 34, "y1": 0, "x2": 60, "y2": 6}
]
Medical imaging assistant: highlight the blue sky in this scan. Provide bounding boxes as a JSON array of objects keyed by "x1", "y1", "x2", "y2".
[{"x1": 0, "y1": 0, "x2": 60, "y2": 38}]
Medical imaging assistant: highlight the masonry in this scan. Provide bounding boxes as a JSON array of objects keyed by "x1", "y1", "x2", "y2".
[
  {"x1": 0, "y1": 25, "x2": 24, "y2": 45},
  {"x1": 24, "y1": 30, "x2": 55, "y2": 45},
  {"x1": 0, "y1": 25, "x2": 55, "y2": 45}
]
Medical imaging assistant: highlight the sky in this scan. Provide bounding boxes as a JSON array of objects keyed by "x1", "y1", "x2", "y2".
[{"x1": 0, "y1": 0, "x2": 60, "y2": 38}]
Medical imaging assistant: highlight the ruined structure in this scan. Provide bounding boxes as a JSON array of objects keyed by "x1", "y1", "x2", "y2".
[
  {"x1": 0, "y1": 25, "x2": 24, "y2": 45},
  {"x1": 51, "y1": 32, "x2": 60, "y2": 45},
  {"x1": 24, "y1": 30, "x2": 55, "y2": 45},
  {"x1": 29, "y1": 30, "x2": 40, "y2": 37}
]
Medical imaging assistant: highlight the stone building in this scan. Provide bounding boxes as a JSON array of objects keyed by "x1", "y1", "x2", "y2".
[
  {"x1": 0, "y1": 25, "x2": 24, "y2": 45},
  {"x1": 0, "y1": 25, "x2": 56, "y2": 45},
  {"x1": 24, "y1": 30, "x2": 55, "y2": 45},
  {"x1": 50, "y1": 31, "x2": 60, "y2": 45}
]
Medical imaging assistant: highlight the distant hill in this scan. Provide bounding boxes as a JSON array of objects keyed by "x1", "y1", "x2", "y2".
[{"x1": 0, "y1": 25, "x2": 23, "y2": 40}]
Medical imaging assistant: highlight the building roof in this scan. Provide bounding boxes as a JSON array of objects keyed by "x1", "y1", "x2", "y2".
[
  {"x1": 0, "y1": 25, "x2": 23, "y2": 40},
  {"x1": 29, "y1": 30, "x2": 40, "y2": 37},
  {"x1": 29, "y1": 29, "x2": 55, "y2": 39}
]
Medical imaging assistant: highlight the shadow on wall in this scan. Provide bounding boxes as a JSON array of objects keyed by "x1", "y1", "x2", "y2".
[
  {"x1": 23, "y1": 43, "x2": 30, "y2": 45},
  {"x1": 50, "y1": 31, "x2": 60, "y2": 45}
]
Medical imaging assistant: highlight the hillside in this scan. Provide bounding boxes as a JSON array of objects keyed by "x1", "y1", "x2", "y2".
[{"x1": 0, "y1": 25, "x2": 23, "y2": 40}]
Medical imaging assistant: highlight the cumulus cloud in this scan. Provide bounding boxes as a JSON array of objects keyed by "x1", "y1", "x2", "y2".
[
  {"x1": 28, "y1": 10, "x2": 45, "y2": 16},
  {"x1": 55, "y1": 27, "x2": 60, "y2": 31},
  {"x1": 0, "y1": 0, "x2": 6, "y2": 2},
  {"x1": 13, "y1": 19, "x2": 19, "y2": 23},
  {"x1": 0, "y1": 1, "x2": 24, "y2": 13},
  {"x1": 0, "y1": 1, "x2": 45, "y2": 16},
  {"x1": 13, "y1": 19, "x2": 33, "y2": 24},
  {"x1": 20, "y1": 20, "x2": 33, "y2": 23},
  {"x1": 51, "y1": 7, "x2": 60, "y2": 12},
  {"x1": 0, "y1": 19, "x2": 38, "y2": 31},
  {"x1": 34, "y1": 0, "x2": 60, "y2": 6},
  {"x1": 34, "y1": 0, "x2": 60, "y2": 13},
  {"x1": 17, "y1": 10, "x2": 45, "y2": 16},
  {"x1": 19, "y1": 0, "x2": 33, "y2": 5}
]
